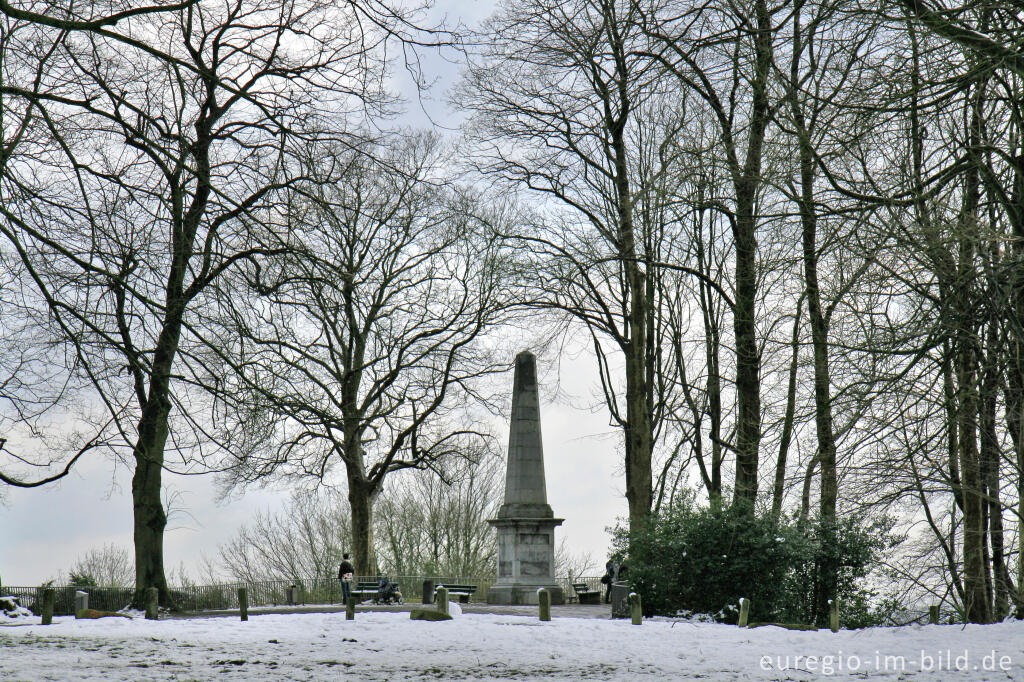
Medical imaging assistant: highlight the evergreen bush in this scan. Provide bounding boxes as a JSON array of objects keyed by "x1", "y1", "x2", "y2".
[{"x1": 612, "y1": 501, "x2": 894, "y2": 626}]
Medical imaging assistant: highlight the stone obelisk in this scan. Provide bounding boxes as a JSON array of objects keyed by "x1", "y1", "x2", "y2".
[{"x1": 487, "y1": 351, "x2": 564, "y2": 605}]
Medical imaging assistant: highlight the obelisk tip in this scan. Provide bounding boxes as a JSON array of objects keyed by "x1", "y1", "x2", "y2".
[{"x1": 514, "y1": 351, "x2": 537, "y2": 390}]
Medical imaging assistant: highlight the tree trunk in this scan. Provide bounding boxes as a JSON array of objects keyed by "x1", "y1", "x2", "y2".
[
  {"x1": 981, "y1": 325, "x2": 1009, "y2": 618},
  {"x1": 730, "y1": 0, "x2": 772, "y2": 513},
  {"x1": 796, "y1": 124, "x2": 837, "y2": 527},
  {"x1": 129, "y1": 241, "x2": 192, "y2": 608},
  {"x1": 624, "y1": 304, "x2": 654, "y2": 529},
  {"x1": 1009, "y1": 346, "x2": 1024, "y2": 617},
  {"x1": 772, "y1": 297, "x2": 802, "y2": 521},
  {"x1": 1014, "y1": 379, "x2": 1024, "y2": 618},
  {"x1": 943, "y1": 349, "x2": 964, "y2": 511},
  {"x1": 800, "y1": 454, "x2": 817, "y2": 522},
  {"x1": 1006, "y1": 150, "x2": 1024, "y2": 618},
  {"x1": 696, "y1": 205, "x2": 724, "y2": 509},
  {"x1": 131, "y1": 432, "x2": 171, "y2": 609},
  {"x1": 130, "y1": 318, "x2": 185, "y2": 608},
  {"x1": 129, "y1": 95, "x2": 213, "y2": 609},
  {"x1": 790, "y1": 26, "x2": 839, "y2": 620},
  {"x1": 348, "y1": 480, "x2": 378, "y2": 577},
  {"x1": 606, "y1": 36, "x2": 653, "y2": 530},
  {"x1": 958, "y1": 76, "x2": 992, "y2": 625},
  {"x1": 958, "y1": 340, "x2": 990, "y2": 623}
]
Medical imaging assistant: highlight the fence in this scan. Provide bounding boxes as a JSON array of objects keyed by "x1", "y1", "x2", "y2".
[
  {"x1": 2, "y1": 585, "x2": 135, "y2": 617},
  {"x1": 2, "y1": 576, "x2": 606, "y2": 616}
]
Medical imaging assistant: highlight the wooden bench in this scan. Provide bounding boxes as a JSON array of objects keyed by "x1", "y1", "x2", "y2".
[
  {"x1": 435, "y1": 584, "x2": 477, "y2": 603},
  {"x1": 349, "y1": 581, "x2": 380, "y2": 603},
  {"x1": 573, "y1": 583, "x2": 602, "y2": 605}
]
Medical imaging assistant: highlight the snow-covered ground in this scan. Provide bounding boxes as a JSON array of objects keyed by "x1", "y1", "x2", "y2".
[{"x1": 4, "y1": 607, "x2": 1024, "y2": 680}]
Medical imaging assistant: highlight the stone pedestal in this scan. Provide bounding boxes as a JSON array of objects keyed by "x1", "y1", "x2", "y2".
[
  {"x1": 74, "y1": 590, "x2": 89, "y2": 614},
  {"x1": 610, "y1": 582, "x2": 631, "y2": 618},
  {"x1": 488, "y1": 518, "x2": 564, "y2": 605}
]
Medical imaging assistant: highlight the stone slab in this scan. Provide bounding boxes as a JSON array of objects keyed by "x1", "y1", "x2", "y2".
[
  {"x1": 487, "y1": 584, "x2": 565, "y2": 606},
  {"x1": 409, "y1": 608, "x2": 453, "y2": 621}
]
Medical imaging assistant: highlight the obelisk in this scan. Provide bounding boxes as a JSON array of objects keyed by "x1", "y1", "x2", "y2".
[{"x1": 487, "y1": 351, "x2": 564, "y2": 605}]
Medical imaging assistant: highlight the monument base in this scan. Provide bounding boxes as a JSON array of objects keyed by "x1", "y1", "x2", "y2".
[{"x1": 487, "y1": 583, "x2": 565, "y2": 606}]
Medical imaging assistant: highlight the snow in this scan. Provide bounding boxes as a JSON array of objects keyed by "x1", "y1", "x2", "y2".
[
  {"x1": 0, "y1": 596, "x2": 33, "y2": 623},
  {"x1": 2, "y1": 609, "x2": 1024, "y2": 680}
]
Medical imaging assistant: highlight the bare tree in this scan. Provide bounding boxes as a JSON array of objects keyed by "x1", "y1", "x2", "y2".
[
  {"x1": 824, "y1": 4, "x2": 1024, "y2": 623},
  {"x1": 554, "y1": 538, "x2": 597, "y2": 582},
  {"x1": 897, "y1": 0, "x2": 1024, "y2": 620},
  {"x1": 639, "y1": 0, "x2": 784, "y2": 513},
  {"x1": 209, "y1": 133, "x2": 510, "y2": 576},
  {"x1": 67, "y1": 544, "x2": 134, "y2": 587},
  {"x1": 0, "y1": 0, "x2": 426, "y2": 607},
  {"x1": 376, "y1": 453, "x2": 501, "y2": 577},
  {"x1": 459, "y1": 0, "x2": 690, "y2": 532},
  {"x1": 219, "y1": 489, "x2": 352, "y2": 583},
  {"x1": 218, "y1": 457, "x2": 500, "y2": 581}
]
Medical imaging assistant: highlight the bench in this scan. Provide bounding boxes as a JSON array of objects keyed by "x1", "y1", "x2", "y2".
[
  {"x1": 349, "y1": 581, "x2": 380, "y2": 603},
  {"x1": 573, "y1": 583, "x2": 602, "y2": 605},
  {"x1": 435, "y1": 583, "x2": 478, "y2": 603}
]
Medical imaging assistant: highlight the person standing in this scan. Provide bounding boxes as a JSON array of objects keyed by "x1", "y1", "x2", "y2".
[
  {"x1": 601, "y1": 559, "x2": 619, "y2": 604},
  {"x1": 338, "y1": 553, "x2": 355, "y2": 604}
]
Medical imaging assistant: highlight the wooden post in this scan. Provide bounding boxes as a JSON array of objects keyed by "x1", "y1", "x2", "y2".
[
  {"x1": 145, "y1": 586, "x2": 159, "y2": 620},
  {"x1": 238, "y1": 587, "x2": 248, "y2": 621},
  {"x1": 629, "y1": 592, "x2": 642, "y2": 625},
  {"x1": 538, "y1": 588, "x2": 551, "y2": 621},
  {"x1": 436, "y1": 587, "x2": 449, "y2": 615},
  {"x1": 929, "y1": 605, "x2": 939, "y2": 624},
  {"x1": 346, "y1": 594, "x2": 355, "y2": 620},
  {"x1": 41, "y1": 588, "x2": 55, "y2": 625},
  {"x1": 738, "y1": 597, "x2": 750, "y2": 627},
  {"x1": 829, "y1": 599, "x2": 839, "y2": 632}
]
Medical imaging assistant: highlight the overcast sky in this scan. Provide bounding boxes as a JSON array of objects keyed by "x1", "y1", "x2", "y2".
[{"x1": 0, "y1": 0, "x2": 631, "y2": 586}]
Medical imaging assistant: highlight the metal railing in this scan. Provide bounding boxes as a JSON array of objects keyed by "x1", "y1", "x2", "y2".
[
  {"x1": 2, "y1": 575, "x2": 606, "y2": 615},
  {"x1": 2, "y1": 585, "x2": 134, "y2": 617}
]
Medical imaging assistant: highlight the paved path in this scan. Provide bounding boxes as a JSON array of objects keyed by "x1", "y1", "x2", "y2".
[{"x1": 176, "y1": 601, "x2": 612, "y2": 620}]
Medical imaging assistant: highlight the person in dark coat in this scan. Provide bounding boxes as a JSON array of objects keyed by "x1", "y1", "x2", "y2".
[
  {"x1": 338, "y1": 553, "x2": 355, "y2": 603},
  {"x1": 601, "y1": 559, "x2": 619, "y2": 603}
]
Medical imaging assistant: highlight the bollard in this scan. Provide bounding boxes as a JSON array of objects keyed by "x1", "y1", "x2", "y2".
[
  {"x1": 436, "y1": 587, "x2": 449, "y2": 616},
  {"x1": 346, "y1": 594, "x2": 355, "y2": 620},
  {"x1": 145, "y1": 587, "x2": 159, "y2": 620},
  {"x1": 41, "y1": 588, "x2": 55, "y2": 625},
  {"x1": 74, "y1": 590, "x2": 89, "y2": 615},
  {"x1": 738, "y1": 597, "x2": 750, "y2": 627},
  {"x1": 630, "y1": 592, "x2": 642, "y2": 625},
  {"x1": 538, "y1": 588, "x2": 551, "y2": 621},
  {"x1": 238, "y1": 587, "x2": 248, "y2": 621},
  {"x1": 829, "y1": 599, "x2": 839, "y2": 633},
  {"x1": 422, "y1": 579, "x2": 435, "y2": 605},
  {"x1": 929, "y1": 604, "x2": 939, "y2": 624}
]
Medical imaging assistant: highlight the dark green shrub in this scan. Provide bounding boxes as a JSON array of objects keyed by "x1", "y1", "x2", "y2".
[
  {"x1": 69, "y1": 572, "x2": 97, "y2": 588},
  {"x1": 839, "y1": 588, "x2": 904, "y2": 629},
  {"x1": 612, "y1": 501, "x2": 893, "y2": 625},
  {"x1": 783, "y1": 516, "x2": 895, "y2": 626}
]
